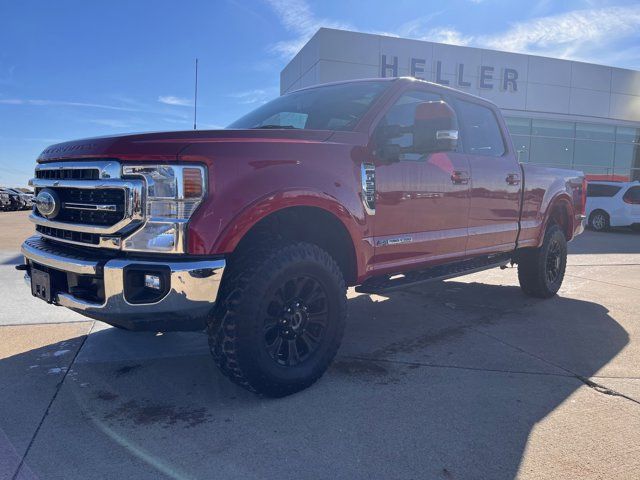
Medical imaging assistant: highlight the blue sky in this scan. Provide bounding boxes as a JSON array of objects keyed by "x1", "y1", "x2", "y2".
[{"x1": 1, "y1": 0, "x2": 639, "y2": 186}]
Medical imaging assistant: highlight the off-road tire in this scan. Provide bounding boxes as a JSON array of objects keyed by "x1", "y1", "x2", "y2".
[
  {"x1": 588, "y1": 210, "x2": 610, "y2": 232},
  {"x1": 517, "y1": 223, "x2": 567, "y2": 298},
  {"x1": 207, "y1": 242, "x2": 347, "y2": 397}
]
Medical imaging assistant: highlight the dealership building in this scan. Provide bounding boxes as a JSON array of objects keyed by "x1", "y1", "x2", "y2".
[{"x1": 281, "y1": 28, "x2": 640, "y2": 180}]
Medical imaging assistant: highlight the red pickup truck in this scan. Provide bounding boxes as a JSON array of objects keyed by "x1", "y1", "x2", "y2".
[{"x1": 21, "y1": 78, "x2": 585, "y2": 396}]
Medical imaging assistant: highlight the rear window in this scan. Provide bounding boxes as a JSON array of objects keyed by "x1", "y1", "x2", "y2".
[
  {"x1": 586, "y1": 184, "x2": 622, "y2": 197},
  {"x1": 623, "y1": 186, "x2": 640, "y2": 204}
]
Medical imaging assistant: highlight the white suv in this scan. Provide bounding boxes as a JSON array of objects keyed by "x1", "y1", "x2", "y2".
[{"x1": 586, "y1": 181, "x2": 640, "y2": 231}]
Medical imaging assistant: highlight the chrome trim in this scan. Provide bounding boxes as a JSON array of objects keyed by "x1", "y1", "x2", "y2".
[
  {"x1": 64, "y1": 203, "x2": 118, "y2": 211},
  {"x1": 34, "y1": 160, "x2": 121, "y2": 180},
  {"x1": 36, "y1": 230, "x2": 122, "y2": 250},
  {"x1": 21, "y1": 235, "x2": 225, "y2": 328},
  {"x1": 436, "y1": 129, "x2": 459, "y2": 140},
  {"x1": 21, "y1": 236, "x2": 99, "y2": 275},
  {"x1": 29, "y1": 177, "x2": 144, "y2": 234},
  {"x1": 361, "y1": 163, "x2": 376, "y2": 215}
]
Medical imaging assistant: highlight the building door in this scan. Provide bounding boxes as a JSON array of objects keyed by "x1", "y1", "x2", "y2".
[{"x1": 370, "y1": 89, "x2": 471, "y2": 274}]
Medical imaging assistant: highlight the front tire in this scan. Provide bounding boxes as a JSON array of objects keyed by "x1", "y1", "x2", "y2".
[
  {"x1": 589, "y1": 210, "x2": 610, "y2": 231},
  {"x1": 517, "y1": 224, "x2": 567, "y2": 298},
  {"x1": 208, "y1": 242, "x2": 347, "y2": 397}
]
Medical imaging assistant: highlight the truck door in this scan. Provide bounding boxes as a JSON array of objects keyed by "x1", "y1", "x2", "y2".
[
  {"x1": 454, "y1": 99, "x2": 522, "y2": 255},
  {"x1": 369, "y1": 89, "x2": 471, "y2": 274}
]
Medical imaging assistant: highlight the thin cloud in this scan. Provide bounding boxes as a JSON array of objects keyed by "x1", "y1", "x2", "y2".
[
  {"x1": 265, "y1": 0, "x2": 352, "y2": 57},
  {"x1": 0, "y1": 98, "x2": 140, "y2": 112},
  {"x1": 228, "y1": 88, "x2": 275, "y2": 105},
  {"x1": 158, "y1": 95, "x2": 192, "y2": 106}
]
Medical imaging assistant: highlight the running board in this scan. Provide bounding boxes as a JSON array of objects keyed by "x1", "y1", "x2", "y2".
[{"x1": 355, "y1": 253, "x2": 512, "y2": 295}]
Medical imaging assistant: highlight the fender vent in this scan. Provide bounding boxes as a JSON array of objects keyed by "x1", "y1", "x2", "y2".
[{"x1": 361, "y1": 163, "x2": 376, "y2": 215}]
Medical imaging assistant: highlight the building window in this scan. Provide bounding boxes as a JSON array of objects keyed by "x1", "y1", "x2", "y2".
[
  {"x1": 616, "y1": 126, "x2": 640, "y2": 144},
  {"x1": 530, "y1": 137, "x2": 573, "y2": 166},
  {"x1": 531, "y1": 119, "x2": 574, "y2": 138},
  {"x1": 505, "y1": 117, "x2": 531, "y2": 135},
  {"x1": 576, "y1": 123, "x2": 615, "y2": 141}
]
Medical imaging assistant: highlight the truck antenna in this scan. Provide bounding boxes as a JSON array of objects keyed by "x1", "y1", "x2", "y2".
[{"x1": 193, "y1": 58, "x2": 198, "y2": 130}]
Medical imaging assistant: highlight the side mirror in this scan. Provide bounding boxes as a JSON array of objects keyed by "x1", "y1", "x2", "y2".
[{"x1": 413, "y1": 101, "x2": 459, "y2": 154}]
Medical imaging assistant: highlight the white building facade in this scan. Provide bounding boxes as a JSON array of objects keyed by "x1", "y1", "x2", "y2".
[{"x1": 281, "y1": 28, "x2": 640, "y2": 180}]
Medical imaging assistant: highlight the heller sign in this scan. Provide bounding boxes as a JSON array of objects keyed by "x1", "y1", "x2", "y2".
[{"x1": 381, "y1": 55, "x2": 519, "y2": 92}]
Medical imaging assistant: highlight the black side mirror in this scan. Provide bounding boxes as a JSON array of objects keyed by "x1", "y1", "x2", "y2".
[
  {"x1": 374, "y1": 124, "x2": 403, "y2": 163},
  {"x1": 413, "y1": 101, "x2": 459, "y2": 154}
]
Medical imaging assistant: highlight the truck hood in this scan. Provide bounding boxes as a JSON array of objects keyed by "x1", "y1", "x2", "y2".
[{"x1": 37, "y1": 129, "x2": 336, "y2": 163}]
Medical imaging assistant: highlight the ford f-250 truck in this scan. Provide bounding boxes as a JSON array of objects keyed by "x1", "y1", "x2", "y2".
[{"x1": 20, "y1": 78, "x2": 585, "y2": 396}]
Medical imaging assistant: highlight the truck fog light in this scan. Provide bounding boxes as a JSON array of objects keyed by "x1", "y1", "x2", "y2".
[{"x1": 144, "y1": 274, "x2": 161, "y2": 290}]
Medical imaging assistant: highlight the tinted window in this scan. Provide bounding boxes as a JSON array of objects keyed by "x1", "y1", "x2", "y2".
[
  {"x1": 623, "y1": 186, "x2": 640, "y2": 203},
  {"x1": 586, "y1": 184, "x2": 622, "y2": 197},
  {"x1": 531, "y1": 119, "x2": 574, "y2": 138},
  {"x1": 457, "y1": 101, "x2": 505, "y2": 157},
  {"x1": 228, "y1": 81, "x2": 389, "y2": 131},
  {"x1": 376, "y1": 90, "x2": 442, "y2": 159},
  {"x1": 505, "y1": 117, "x2": 531, "y2": 135}
]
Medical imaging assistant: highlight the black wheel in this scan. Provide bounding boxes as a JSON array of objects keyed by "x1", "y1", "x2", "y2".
[
  {"x1": 517, "y1": 223, "x2": 567, "y2": 298},
  {"x1": 588, "y1": 210, "x2": 609, "y2": 232},
  {"x1": 208, "y1": 242, "x2": 347, "y2": 397}
]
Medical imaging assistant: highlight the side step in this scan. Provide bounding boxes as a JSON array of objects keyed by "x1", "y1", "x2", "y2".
[{"x1": 355, "y1": 253, "x2": 512, "y2": 295}]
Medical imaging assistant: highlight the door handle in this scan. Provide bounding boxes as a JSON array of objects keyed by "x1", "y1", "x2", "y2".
[
  {"x1": 506, "y1": 173, "x2": 521, "y2": 185},
  {"x1": 451, "y1": 170, "x2": 470, "y2": 185}
]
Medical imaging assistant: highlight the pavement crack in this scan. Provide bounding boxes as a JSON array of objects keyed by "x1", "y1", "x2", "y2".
[
  {"x1": 577, "y1": 376, "x2": 640, "y2": 405},
  {"x1": 11, "y1": 323, "x2": 92, "y2": 480}
]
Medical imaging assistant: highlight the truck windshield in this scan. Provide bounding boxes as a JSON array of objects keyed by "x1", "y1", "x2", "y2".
[{"x1": 227, "y1": 81, "x2": 390, "y2": 131}]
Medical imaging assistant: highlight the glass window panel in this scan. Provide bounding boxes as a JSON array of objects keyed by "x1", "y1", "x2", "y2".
[
  {"x1": 505, "y1": 117, "x2": 531, "y2": 135},
  {"x1": 457, "y1": 100, "x2": 505, "y2": 157},
  {"x1": 576, "y1": 165, "x2": 613, "y2": 176},
  {"x1": 575, "y1": 123, "x2": 615, "y2": 141},
  {"x1": 530, "y1": 137, "x2": 573, "y2": 165},
  {"x1": 573, "y1": 140, "x2": 614, "y2": 168},
  {"x1": 511, "y1": 134, "x2": 530, "y2": 163},
  {"x1": 616, "y1": 126, "x2": 640, "y2": 144},
  {"x1": 531, "y1": 119, "x2": 575, "y2": 138},
  {"x1": 614, "y1": 143, "x2": 640, "y2": 170}
]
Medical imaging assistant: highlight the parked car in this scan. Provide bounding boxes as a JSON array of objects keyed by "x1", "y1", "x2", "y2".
[
  {"x1": 586, "y1": 181, "x2": 640, "y2": 231},
  {"x1": 6, "y1": 188, "x2": 34, "y2": 209},
  {"x1": 0, "y1": 187, "x2": 25, "y2": 210},
  {"x1": 0, "y1": 192, "x2": 11, "y2": 211},
  {"x1": 19, "y1": 77, "x2": 585, "y2": 396}
]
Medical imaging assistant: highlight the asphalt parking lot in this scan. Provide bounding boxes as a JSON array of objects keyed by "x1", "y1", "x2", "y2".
[{"x1": 1, "y1": 211, "x2": 639, "y2": 480}]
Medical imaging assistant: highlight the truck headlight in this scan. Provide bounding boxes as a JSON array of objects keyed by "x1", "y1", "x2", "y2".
[{"x1": 121, "y1": 165, "x2": 206, "y2": 253}]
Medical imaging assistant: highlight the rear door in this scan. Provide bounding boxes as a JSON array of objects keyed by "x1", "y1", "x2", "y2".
[{"x1": 454, "y1": 99, "x2": 522, "y2": 255}]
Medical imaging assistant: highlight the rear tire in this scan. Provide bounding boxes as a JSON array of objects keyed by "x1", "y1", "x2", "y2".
[
  {"x1": 208, "y1": 242, "x2": 347, "y2": 397},
  {"x1": 588, "y1": 210, "x2": 610, "y2": 232},
  {"x1": 517, "y1": 224, "x2": 567, "y2": 298}
]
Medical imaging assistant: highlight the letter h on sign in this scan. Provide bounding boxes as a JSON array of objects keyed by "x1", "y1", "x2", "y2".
[{"x1": 381, "y1": 55, "x2": 398, "y2": 78}]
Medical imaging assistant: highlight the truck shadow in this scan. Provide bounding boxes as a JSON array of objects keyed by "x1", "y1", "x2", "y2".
[{"x1": 0, "y1": 281, "x2": 629, "y2": 480}]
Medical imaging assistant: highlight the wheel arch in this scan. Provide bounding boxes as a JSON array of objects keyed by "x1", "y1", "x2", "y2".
[
  {"x1": 537, "y1": 194, "x2": 574, "y2": 245},
  {"x1": 216, "y1": 192, "x2": 362, "y2": 285}
]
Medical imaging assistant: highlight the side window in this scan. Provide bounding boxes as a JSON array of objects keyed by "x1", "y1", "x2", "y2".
[
  {"x1": 623, "y1": 186, "x2": 640, "y2": 204},
  {"x1": 377, "y1": 90, "x2": 441, "y2": 160},
  {"x1": 457, "y1": 101, "x2": 505, "y2": 157},
  {"x1": 586, "y1": 184, "x2": 622, "y2": 197}
]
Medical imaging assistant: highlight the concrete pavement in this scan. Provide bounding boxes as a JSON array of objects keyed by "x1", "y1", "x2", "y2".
[{"x1": 1, "y1": 212, "x2": 639, "y2": 479}]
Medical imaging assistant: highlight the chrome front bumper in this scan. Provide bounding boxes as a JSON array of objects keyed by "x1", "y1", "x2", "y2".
[{"x1": 21, "y1": 236, "x2": 225, "y2": 331}]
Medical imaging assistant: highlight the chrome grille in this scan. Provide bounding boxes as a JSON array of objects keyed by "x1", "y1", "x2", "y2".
[
  {"x1": 35, "y1": 168, "x2": 99, "y2": 180},
  {"x1": 30, "y1": 160, "x2": 144, "y2": 248}
]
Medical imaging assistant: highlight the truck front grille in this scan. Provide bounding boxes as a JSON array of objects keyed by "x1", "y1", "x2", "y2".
[
  {"x1": 36, "y1": 225, "x2": 101, "y2": 245},
  {"x1": 30, "y1": 160, "x2": 144, "y2": 248},
  {"x1": 35, "y1": 168, "x2": 99, "y2": 180}
]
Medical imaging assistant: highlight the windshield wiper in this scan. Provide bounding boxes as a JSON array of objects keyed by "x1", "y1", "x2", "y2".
[{"x1": 252, "y1": 124, "x2": 299, "y2": 129}]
